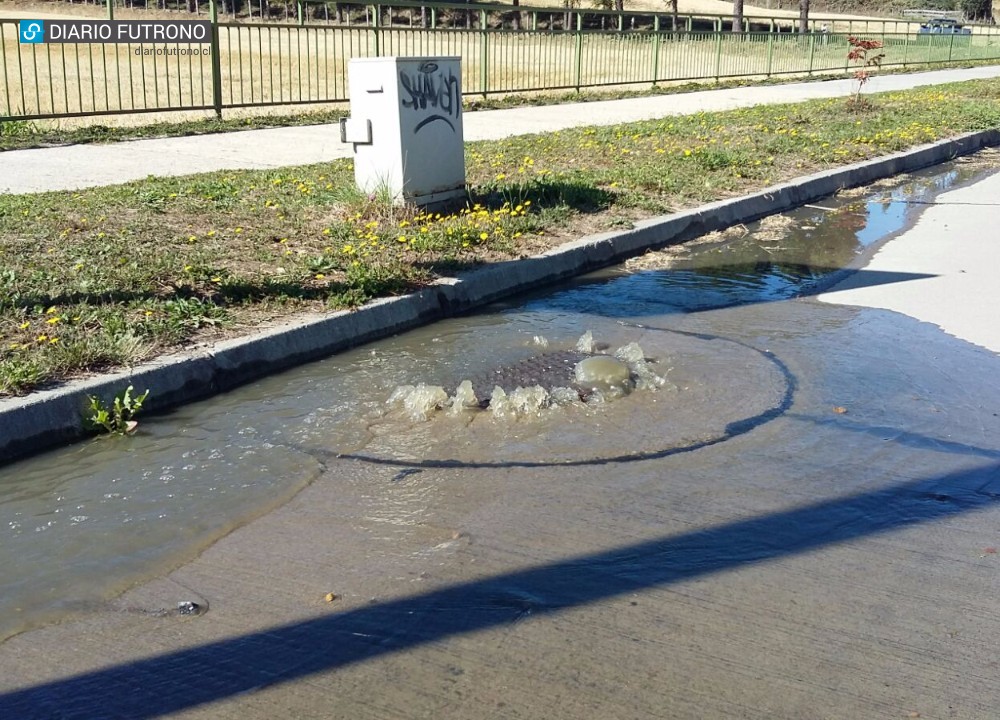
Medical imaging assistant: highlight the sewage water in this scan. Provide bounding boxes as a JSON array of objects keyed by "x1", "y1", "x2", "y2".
[{"x1": 1, "y1": 159, "x2": 998, "y2": 643}]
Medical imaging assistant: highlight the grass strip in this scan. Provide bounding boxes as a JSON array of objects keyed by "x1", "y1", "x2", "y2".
[
  {"x1": 2, "y1": 78, "x2": 999, "y2": 396},
  {"x1": 1, "y1": 61, "x2": 998, "y2": 152}
]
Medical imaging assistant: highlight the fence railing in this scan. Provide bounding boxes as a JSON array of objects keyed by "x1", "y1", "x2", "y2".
[
  {"x1": 3, "y1": 2, "x2": 1000, "y2": 122},
  {"x1": 23, "y1": 0, "x2": 1000, "y2": 35}
]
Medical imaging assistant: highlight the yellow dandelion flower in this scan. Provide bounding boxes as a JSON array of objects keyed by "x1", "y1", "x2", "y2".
[
  {"x1": 46, "y1": 317, "x2": 60, "y2": 325},
  {"x1": 19, "y1": 322, "x2": 30, "y2": 329},
  {"x1": 36, "y1": 335, "x2": 48, "y2": 343},
  {"x1": 315, "y1": 274, "x2": 326, "y2": 280},
  {"x1": 479, "y1": 232, "x2": 489, "y2": 240},
  {"x1": 49, "y1": 337, "x2": 59, "y2": 344}
]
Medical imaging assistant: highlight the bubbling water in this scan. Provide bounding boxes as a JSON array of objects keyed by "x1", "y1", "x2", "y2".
[
  {"x1": 386, "y1": 383, "x2": 450, "y2": 420},
  {"x1": 386, "y1": 332, "x2": 667, "y2": 422},
  {"x1": 489, "y1": 385, "x2": 552, "y2": 419},
  {"x1": 614, "y1": 341, "x2": 671, "y2": 392},
  {"x1": 449, "y1": 380, "x2": 480, "y2": 413},
  {"x1": 575, "y1": 330, "x2": 596, "y2": 353},
  {"x1": 573, "y1": 355, "x2": 632, "y2": 398}
]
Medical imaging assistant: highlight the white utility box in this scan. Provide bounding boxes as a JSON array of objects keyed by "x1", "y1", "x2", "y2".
[{"x1": 341, "y1": 56, "x2": 467, "y2": 207}]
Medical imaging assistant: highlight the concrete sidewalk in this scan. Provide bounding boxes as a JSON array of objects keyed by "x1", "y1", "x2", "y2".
[
  {"x1": 3, "y1": 65, "x2": 1000, "y2": 195},
  {"x1": 819, "y1": 165, "x2": 1000, "y2": 354}
]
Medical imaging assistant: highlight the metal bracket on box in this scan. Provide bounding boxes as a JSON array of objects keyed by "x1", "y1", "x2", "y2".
[{"x1": 339, "y1": 117, "x2": 372, "y2": 145}]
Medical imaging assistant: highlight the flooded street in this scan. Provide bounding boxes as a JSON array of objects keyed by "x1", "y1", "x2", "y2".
[{"x1": 1, "y1": 159, "x2": 999, "y2": 719}]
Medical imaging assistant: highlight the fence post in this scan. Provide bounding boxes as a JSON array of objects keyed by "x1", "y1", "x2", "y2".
[
  {"x1": 480, "y1": 9, "x2": 488, "y2": 98},
  {"x1": 713, "y1": 30, "x2": 723, "y2": 82},
  {"x1": 297, "y1": 0, "x2": 304, "y2": 26},
  {"x1": 652, "y1": 15, "x2": 661, "y2": 85},
  {"x1": 766, "y1": 29, "x2": 774, "y2": 77},
  {"x1": 807, "y1": 32, "x2": 815, "y2": 75},
  {"x1": 106, "y1": 0, "x2": 114, "y2": 21},
  {"x1": 948, "y1": 32, "x2": 955, "y2": 63},
  {"x1": 210, "y1": 0, "x2": 223, "y2": 119},
  {"x1": 372, "y1": 5, "x2": 381, "y2": 57},
  {"x1": 574, "y1": 12, "x2": 583, "y2": 92},
  {"x1": 902, "y1": 30, "x2": 909, "y2": 67}
]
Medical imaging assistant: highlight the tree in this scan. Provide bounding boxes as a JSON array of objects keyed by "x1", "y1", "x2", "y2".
[
  {"x1": 799, "y1": 0, "x2": 810, "y2": 34},
  {"x1": 962, "y1": 0, "x2": 995, "y2": 23},
  {"x1": 661, "y1": 0, "x2": 680, "y2": 30},
  {"x1": 734, "y1": 0, "x2": 745, "y2": 32}
]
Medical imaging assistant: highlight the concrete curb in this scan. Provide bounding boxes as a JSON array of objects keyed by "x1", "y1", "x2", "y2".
[{"x1": 2, "y1": 129, "x2": 997, "y2": 464}]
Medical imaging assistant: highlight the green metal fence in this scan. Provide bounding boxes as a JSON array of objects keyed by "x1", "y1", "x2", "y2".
[{"x1": 3, "y1": 1, "x2": 1000, "y2": 121}]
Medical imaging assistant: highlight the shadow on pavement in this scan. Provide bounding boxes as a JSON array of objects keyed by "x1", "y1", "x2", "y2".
[{"x1": 1, "y1": 462, "x2": 998, "y2": 719}]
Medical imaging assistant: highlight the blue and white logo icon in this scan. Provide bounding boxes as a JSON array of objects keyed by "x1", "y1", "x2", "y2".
[{"x1": 19, "y1": 20, "x2": 45, "y2": 44}]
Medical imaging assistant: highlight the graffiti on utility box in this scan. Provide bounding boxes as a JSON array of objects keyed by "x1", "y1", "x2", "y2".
[{"x1": 399, "y1": 61, "x2": 461, "y2": 134}]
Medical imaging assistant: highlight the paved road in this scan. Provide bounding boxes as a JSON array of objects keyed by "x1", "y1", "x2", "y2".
[
  {"x1": 3, "y1": 65, "x2": 1000, "y2": 195},
  {"x1": 2, "y1": 171, "x2": 1000, "y2": 719}
]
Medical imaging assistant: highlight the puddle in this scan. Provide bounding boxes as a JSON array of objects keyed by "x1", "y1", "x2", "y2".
[
  {"x1": 0, "y1": 158, "x2": 997, "y2": 643},
  {"x1": 618, "y1": 165, "x2": 966, "y2": 309}
]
